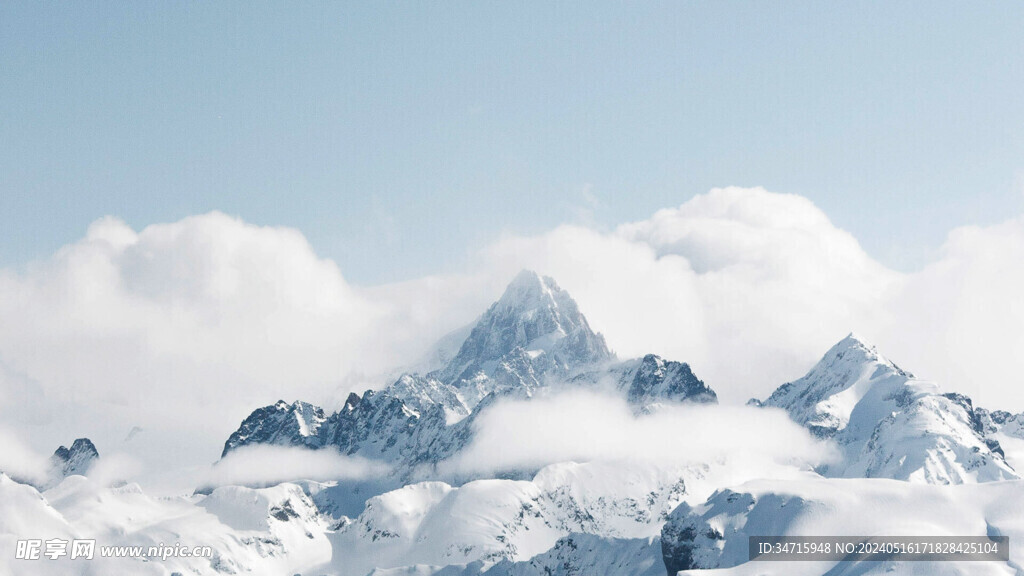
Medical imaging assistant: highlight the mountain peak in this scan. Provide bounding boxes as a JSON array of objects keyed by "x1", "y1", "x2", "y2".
[
  {"x1": 754, "y1": 334, "x2": 914, "y2": 439},
  {"x1": 755, "y1": 334, "x2": 1018, "y2": 483},
  {"x1": 494, "y1": 270, "x2": 561, "y2": 312},
  {"x1": 446, "y1": 271, "x2": 611, "y2": 365},
  {"x1": 819, "y1": 333, "x2": 910, "y2": 379},
  {"x1": 430, "y1": 271, "x2": 613, "y2": 405},
  {"x1": 509, "y1": 268, "x2": 546, "y2": 288},
  {"x1": 826, "y1": 332, "x2": 874, "y2": 357},
  {"x1": 51, "y1": 438, "x2": 99, "y2": 480}
]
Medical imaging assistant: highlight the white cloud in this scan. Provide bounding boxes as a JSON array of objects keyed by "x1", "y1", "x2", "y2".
[
  {"x1": 86, "y1": 451, "x2": 145, "y2": 488},
  {"x1": 0, "y1": 427, "x2": 50, "y2": 485},
  {"x1": 443, "y1": 390, "x2": 835, "y2": 476},
  {"x1": 3, "y1": 188, "x2": 1024, "y2": 490},
  {"x1": 202, "y1": 445, "x2": 388, "y2": 488},
  {"x1": 478, "y1": 186, "x2": 1024, "y2": 411},
  {"x1": 0, "y1": 212, "x2": 374, "y2": 416},
  {"x1": 0, "y1": 212, "x2": 485, "y2": 487},
  {"x1": 482, "y1": 187, "x2": 901, "y2": 401},
  {"x1": 879, "y1": 216, "x2": 1024, "y2": 408}
]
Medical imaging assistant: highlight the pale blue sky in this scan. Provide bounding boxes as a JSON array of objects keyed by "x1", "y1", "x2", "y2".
[{"x1": 2, "y1": 2, "x2": 1023, "y2": 283}]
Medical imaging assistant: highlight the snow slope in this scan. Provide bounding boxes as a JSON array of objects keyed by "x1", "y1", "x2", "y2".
[
  {"x1": 0, "y1": 473, "x2": 330, "y2": 576},
  {"x1": 661, "y1": 474, "x2": 1024, "y2": 576},
  {"x1": 754, "y1": 334, "x2": 1018, "y2": 483},
  {"x1": 319, "y1": 460, "x2": 693, "y2": 576},
  {"x1": 318, "y1": 454, "x2": 828, "y2": 576},
  {"x1": 10, "y1": 275, "x2": 1024, "y2": 576}
]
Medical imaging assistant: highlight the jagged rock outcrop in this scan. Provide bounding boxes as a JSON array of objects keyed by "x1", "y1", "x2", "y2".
[
  {"x1": 43, "y1": 438, "x2": 100, "y2": 489},
  {"x1": 616, "y1": 354, "x2": 716, "y2": 409},
  {"x1": 976, "y1": 406, "x2": 1024, "y2": 440},
  {"x1": 222, "y1": 401, "x2": 329, "y2": 456}
]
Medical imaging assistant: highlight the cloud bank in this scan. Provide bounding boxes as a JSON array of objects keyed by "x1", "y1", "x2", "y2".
[
  {"x1": 2, "y1": 187, "x2": 1024, "y2": 486},
  {"x1": 481, "y1": 187, "x2": 1024, "y2": 412},
  {"x1": 480, "y1": 188, "x2": 910, "y2": 400},
  {"x1": 443, "y1": 390, "x2": 836, "y2": 476},
  {"x1": 0, "y1": 427, "x2": 51, "y2": 485},
  {"x1": 201, "y1": 445, "x2": 388, "y2": 488}
]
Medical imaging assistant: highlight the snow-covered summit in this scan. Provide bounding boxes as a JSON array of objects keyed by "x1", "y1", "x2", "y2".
[
  {"x1": 753, "y1": 333, "x2": 910, "y2": 438},
  {"x1": 826, "y1": 332, "x2": 908, "y2": 372},
  {"x1": 754, "y1": 334, "x2": 1017, "y2": 483},
  {"x1": 432, "y1": 270, "x2": 612, "y2": 406},
  {"x1": 221, "y1": 272, "x2": 716, "y2": 485}
]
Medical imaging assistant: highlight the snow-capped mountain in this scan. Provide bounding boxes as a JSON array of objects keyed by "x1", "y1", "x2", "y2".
[
  {"x1": 978, "y1": 408, "x2": 1024, "y2": 439},
  {"x1": 752, "y1": 334, "x2": 1018, "y2": 483},
  {"x1": 222, "y1": 391, "x2": 446, "y2": 460},
  {"x1": 220, "y1": 271, "x2": 717, "y2": 481},
  {"x1": 51, "y1": 438, "x2": 99, "y2": 479},
  {"x1": 315, "y1": 451, "x2": 828, "y2": 576},
  {"x1": 977, "y1": 408, "x2": 1024, "y2": 471},
  {"x1": 571, "y1": 354, "x2": 717, "y2": 411},
  {"x1": 317, "y1": 460, "x2": 689, "y2": 576},
  {"x1": 61, "y1": 279, "x2": 1022, "y2": 575},
  {"x1": 751, "y1": 334, "x2": 914, "y2": 438},
  {"x1": 3, "y1": 438, "x2": 100, "y2": 491},
  {"x1": 0, "y1": 473, "x2": 331, "y2": 576},
  {"x1": 11, "y1": 323, "x2": 1024, "y2": 575},
  {"x1": 222, "y1": 401, "x2": 330, "y2": 455},
  {"x1": 619, "y1": 355, "x2": 716, "y2": 408},
  {"x1": 25, "y1": 438, "x2": 102, "y2": 490},
  {"x1": 430, "y1": 270, "x2": 613, "y2": 409},
  {"x1": 383, "y1": 271, "x2": 616, "y2": 419}
]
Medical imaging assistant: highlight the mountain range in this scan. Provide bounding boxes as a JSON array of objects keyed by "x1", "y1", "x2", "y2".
[
  {"x1": 3, "y1": 270, "x2": 1024, "y2": 576},
  {"x1": 220, "y1": 271, "x2": 717, "y2": 482}
]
